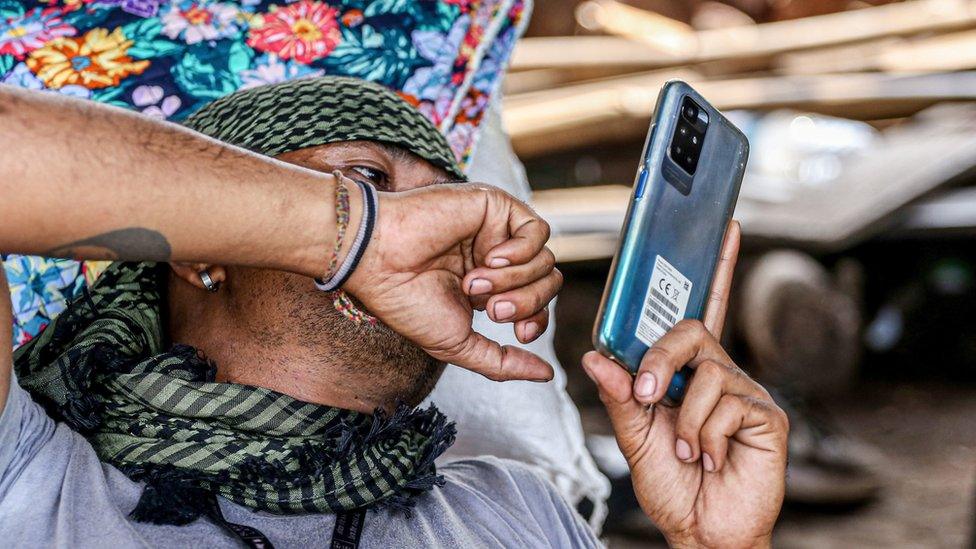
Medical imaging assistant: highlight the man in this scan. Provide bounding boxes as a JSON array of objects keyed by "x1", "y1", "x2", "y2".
[
  {"x1": 1, "y1": 77, "x2": 788, "y2": 547},
  {"x1": 0, "y1": 0, "x2": 607, "y2": 521}
]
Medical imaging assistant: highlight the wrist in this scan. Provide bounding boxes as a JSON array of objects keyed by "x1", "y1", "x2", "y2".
[
  {"x1": 334, "y1": 177, "x2": 364, "y2": 270},
  {"x1": 291, "y1": 172, "x2": 362, "y2": 280}
]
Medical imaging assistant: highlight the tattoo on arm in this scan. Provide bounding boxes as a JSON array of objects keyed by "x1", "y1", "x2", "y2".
[{"x1": 45, "y1": 228, "x2": 172, "y2": 262}]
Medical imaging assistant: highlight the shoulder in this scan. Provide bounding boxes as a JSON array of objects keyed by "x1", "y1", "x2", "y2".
[
  {"x1": 439, "y1": 455, "x2": 557, "y2": 496},
  {"x1": 436, "y1": 456, "x2": 602, "y2": 547}
]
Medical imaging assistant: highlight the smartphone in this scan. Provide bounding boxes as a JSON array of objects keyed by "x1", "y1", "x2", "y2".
[{"x1": 592, "y1": 80, "x2": 748, "y2": 405}]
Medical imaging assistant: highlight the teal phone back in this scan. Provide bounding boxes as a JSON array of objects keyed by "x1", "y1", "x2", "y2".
[{"x1": 592, "y1": 80, "x2": 748, "y2": 403}]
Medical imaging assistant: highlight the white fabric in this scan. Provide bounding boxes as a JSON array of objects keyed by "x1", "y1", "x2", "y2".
[{"x1": 426, "y1": 99, "x2": 610, "y2": 532}]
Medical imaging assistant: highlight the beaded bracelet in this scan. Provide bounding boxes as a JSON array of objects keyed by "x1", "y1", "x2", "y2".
[
  {"x1": 323, "y1": 170, "x2": 351, "y2": 280},
  {"x1": 315, "y1": 173, "x2": 377, "y2": 292}
]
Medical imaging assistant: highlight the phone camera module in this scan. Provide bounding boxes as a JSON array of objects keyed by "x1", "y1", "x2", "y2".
[{"x1": 669, "y1": 96, "x2": 709, "y2": 176}]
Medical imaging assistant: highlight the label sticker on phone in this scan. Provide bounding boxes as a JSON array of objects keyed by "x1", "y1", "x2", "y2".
[{"x1": 636, "y1": 255, "x2": 692, "y2": 347}]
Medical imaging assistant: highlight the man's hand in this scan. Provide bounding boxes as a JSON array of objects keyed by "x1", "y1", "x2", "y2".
[
  {"x1": 345, "y1": 182, "x2": 560, "y2": 383},
  {"x1": 582, "y1": 222, "x2": 789, "y2": 548}
]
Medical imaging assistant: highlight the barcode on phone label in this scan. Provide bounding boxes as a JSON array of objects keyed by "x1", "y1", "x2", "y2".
[{"x1": 636, "y1": 255, "x2": 692, "y2": 348}]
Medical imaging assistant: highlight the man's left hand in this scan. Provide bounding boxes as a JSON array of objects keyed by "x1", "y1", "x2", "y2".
[{"x1": 346, "y1": 182, "x2": 560, "y2": 383}]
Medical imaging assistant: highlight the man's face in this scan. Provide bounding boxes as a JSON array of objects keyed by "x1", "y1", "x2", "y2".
[{"x1": 222, "y1": 140, "x2": 456, "y2": 407}]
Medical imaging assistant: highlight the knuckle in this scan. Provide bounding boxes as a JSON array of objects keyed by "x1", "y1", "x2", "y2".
[
  {"x1": 697, "y1": 359, "x2": 724, "y2": 379},
  {"x1": 484, "y1": 369, "x2": 506, "y2": 382},
  {"x1": 719, "y1": 393, "x2": 743, "y2": 414},
  {"x1": 542, "y1": 248, "x2": 556, "y2": 271},
  {"x1": 596, "y1": 388, "x2": 618, "y2": 407},
  {"x1": 699, "y1": 425, "x2": 724, "y2": 450},
  {"x1": 773, "y1": 404, "x2": 790, "y2": 433},
  {"x1": 675, "y1": 319, "x2": 706, "y2": 338},
  {"x1": 551, "y1": 268, "x2": 564, "y2": 289},
  {"x1": 709, "y1": 287, "x2": 725, "y2": 303},
  {"x1": 642, "y1": 346, "x2": 672, "y2": 370},
  {"x1": 527, "y1": 287, "x2": 547, "y2": 311},
  {"x1": 674, "y1": 418, "x2": 697, "y2": 442}
]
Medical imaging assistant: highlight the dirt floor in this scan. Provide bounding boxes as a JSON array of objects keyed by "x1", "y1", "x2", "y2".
[
  {"x1": 772, "y1": 382, "x2": 976, "y2": 548},
  {"x1": 597, "y1": 381, "x2": 976, "y2": 548}
]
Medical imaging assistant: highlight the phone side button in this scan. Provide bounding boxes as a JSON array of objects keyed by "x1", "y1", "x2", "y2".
[{"x1": 634, "y1": 166, "x2": 649, "y2": 199}]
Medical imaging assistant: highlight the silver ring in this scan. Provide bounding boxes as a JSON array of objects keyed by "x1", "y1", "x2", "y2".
[{"x1": 199, "y1": 270, "x2": 219, "y2": 293}]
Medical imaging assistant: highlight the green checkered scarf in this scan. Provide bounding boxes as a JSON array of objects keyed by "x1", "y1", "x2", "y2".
[{"x1": 13, "y1": 262, "x2": 455, "y2": 524}]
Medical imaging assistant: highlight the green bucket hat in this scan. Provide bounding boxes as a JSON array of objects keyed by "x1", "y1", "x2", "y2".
[{"x1": 183, "y1": 76, "x2": 466, "y2": 181}]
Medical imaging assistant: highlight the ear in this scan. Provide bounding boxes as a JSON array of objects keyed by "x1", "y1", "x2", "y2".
[{"x1": 169, "y1": 263, "x2": 227, "y2": 292}]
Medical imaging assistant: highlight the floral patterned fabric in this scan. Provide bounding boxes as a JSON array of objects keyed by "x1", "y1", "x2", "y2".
[{"x1": 2, "y1": 0, "x2": 530, "y2": 348}]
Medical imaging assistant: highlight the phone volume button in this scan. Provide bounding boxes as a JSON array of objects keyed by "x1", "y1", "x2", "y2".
[{"x1": 634, "y1": 167, "x2": 649, "y2": 199}]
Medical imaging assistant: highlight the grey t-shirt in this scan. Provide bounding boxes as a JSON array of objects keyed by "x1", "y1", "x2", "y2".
[{"x1": 0, "y1": 378, "x2": 601, "y2": 548}]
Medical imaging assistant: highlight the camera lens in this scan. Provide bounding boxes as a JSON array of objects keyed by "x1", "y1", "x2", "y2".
[
  {"x1": 675, "y1": 145, "x2": 682, "y2": 155},
  {"x1": 684, "y1": 105, "x2": 697, "y2": 119},
  {"x1": 679, "y1": 126, "x2": 687, "y2": 135}
]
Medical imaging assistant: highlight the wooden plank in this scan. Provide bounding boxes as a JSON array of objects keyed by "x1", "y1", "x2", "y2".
[
  {"x1": 510, "y1": 36, "x2": 684, "y2": 71},
  {"x1": 778, "y1": 29, "x2": 976, "y2": 74},
  {"x1": 505, "y1": 71, "x2": 976, "y2": 157},
  {"x1": 575, "y1": 0, "x2": 697, "y2": 55},
  {"x1": 511, "y1": 0, "x2": 976, "y2": 70},
  {"x1": 502, "y1": 66, "x2": 646, "y2": 95}
]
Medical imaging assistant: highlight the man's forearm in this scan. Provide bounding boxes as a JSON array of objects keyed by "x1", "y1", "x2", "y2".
[{"x1": 0, "y1": 85, "x2": 359, "y2": 278}]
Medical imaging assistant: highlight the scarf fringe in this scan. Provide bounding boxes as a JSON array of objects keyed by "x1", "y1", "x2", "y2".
[{"x1": 129, "y1": 476, "x2": 211, "y2": 525}]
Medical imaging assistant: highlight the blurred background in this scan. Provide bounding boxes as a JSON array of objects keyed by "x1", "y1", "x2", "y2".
[{"x1": 504, "y1": 0, "x2": 976, "y2": 546}]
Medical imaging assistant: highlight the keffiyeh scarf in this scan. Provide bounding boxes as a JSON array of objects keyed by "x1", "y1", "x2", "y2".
[{"x1": 13, "y1": 261, "x2": 456, "y2": 524}]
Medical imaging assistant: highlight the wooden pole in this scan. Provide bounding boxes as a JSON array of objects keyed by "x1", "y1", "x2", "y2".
[
  {"x1": 511, "y1": 0, "x2": 976, "y2": 70},
  {"x1": 505, "y1": 71, "x2": 976, "y2": 157},
  {"x1": 777, "y1": 29, "x2": 976, "y2": 74}
]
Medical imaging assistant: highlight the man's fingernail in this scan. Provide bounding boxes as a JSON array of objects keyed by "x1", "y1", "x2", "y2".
[
  {"x1": 489, "y1": 257, "x2": 511, "y2": 268},
  {"x1": 493, "y1": 301, "x2": 516, "y2": 320},
  {"x1": 703, "y1": 453, "x2": 715, "y2": 472},
  {"x1": 675, "y1": 439, "x2": 692, "y2": 461},
  {"x1": 523, "y1": 321, "x2": 539, "y2": 340},
  {"x1": 634, "y1": 372, "x2": 656, "y2": 399},
  {"x1": 469, "y1": 278, "x2": 492, "y2": 295}
]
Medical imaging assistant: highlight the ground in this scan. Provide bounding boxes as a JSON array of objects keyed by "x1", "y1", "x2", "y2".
[{"x1": 773, "y1": 382, "x2": 975, "y2": 548}]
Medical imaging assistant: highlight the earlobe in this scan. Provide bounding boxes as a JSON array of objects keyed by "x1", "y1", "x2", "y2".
[{"x1": 169, "y1": 263, "x2": 227, "y2": 292}]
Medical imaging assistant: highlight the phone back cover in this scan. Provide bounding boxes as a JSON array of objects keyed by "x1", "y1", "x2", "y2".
[{"x1": 595, "y1": 81, "x2": 749, "y2": 372}]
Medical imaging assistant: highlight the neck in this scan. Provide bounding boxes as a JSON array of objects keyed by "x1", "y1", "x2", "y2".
[{"x1": 166, "y1": 283, "x2": 380, "y2": 414}]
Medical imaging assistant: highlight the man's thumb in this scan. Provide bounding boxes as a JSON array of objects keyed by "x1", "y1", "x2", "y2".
[{"x1": 437, "y1": 331, "x2": 554, "y2": 382}]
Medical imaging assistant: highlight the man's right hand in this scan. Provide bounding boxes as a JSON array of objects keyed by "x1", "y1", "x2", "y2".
[
  {"x1": 582, "y1": 324, "x2": 788, "y2": 548},
  {"x1": 581, "y1": 223, "x2": 788, "y2": 547},
  {"x1": 344, "y1": 181, "x2": 561, "y2": 383}
]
